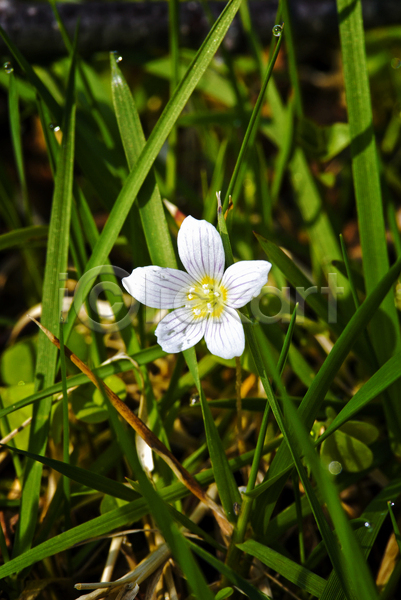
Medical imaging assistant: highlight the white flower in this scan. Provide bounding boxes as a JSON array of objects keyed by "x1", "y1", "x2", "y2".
[{"x1": 122, "y1": 216, "x2": 271, "y2": 360}]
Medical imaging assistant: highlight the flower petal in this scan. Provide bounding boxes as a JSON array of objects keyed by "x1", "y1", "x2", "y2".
[
  {"x1": 156, "y1": 308, "x2": 207, "y2": 353},
  {"x1": 177, "y1": 216, "x2": 225, "y2": 283},
  {"x1": 222, "y1": 260, "x2": 272, "y2": 309},
  {"x1": 122, "y1": 266, "x2": 194, "y2": 309},
  {"x1": 204, "y1": 307, "x2": 245, "y2": 359}
]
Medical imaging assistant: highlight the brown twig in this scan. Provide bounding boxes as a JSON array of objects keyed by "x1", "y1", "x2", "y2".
[{"x1": 29, "y1": 315, "x2": 232, "y2": 536}]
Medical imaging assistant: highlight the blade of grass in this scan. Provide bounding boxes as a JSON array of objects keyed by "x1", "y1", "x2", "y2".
[
  {"x1": 188, "y1": 540, "x2": 269, "y2": 600},
  {"x1": 12, "y1": 45, "x2": 76, "y2": 558},
  {"x1": 126, "y1": 445, "x2": 215, "y2": 600},
  {"x1": 110, "y1": 55, "x2": 177, "y2": 271},
  {"x1": 336, "y1": 0, "x2": 401, "y2": 453},
  {"x1": 0, "y1": 444, "x2": 139, "y2": 503},
  {"x1": 58, "y1": 317, "x2": 71, "y2": 530},
  {"x1": 183, "y1": 347, "x2": 241, "y2": 523},
  {"x1": 222, "y1": 27, "x2": 284, "y2": 212},
  {"x1": 8, "y1": 70, "x2": 29, "y2": 220},
  {"x1": 237, "y1": 539, "x2": 325, "y2": 597}
]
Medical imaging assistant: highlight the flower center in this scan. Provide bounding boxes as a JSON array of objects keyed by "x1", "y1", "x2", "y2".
[{"x1": 186, "y1": 276, "x2": 227, "y2": 319}]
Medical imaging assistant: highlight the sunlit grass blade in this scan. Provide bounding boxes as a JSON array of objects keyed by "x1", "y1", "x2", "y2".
[
  {"x1": 222, "y1": 28, "x2": 284, "y2": 212},
  {"x1": 110, "y1": 54, "x2": 176, "y2": 269},
  {"x1": 12, "y1": 45, "x2": 77, "y2": 558},
  {"x1": 256, "y1": 234, "x2": 373, "y2": 367},
  {"x1": 336, "y1": 0, "x2": 401, "y2": 454}
]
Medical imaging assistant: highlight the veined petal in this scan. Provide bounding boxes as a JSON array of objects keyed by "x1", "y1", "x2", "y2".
[
  {"x1": 204, "y1": 307, "x2": 245, "y2": 359},
  {"x1": 122, "y1": 266, "x2": 194, "y2": 309},
  {"x1": 156, "y1": 307, "x2": 207, "y2": 353},
  {"x1": 177, "y1": 216, "x2": 225, "y2": 283},
  {"x1": 222, "y1": 260, "x2": 272, "y2": 309}
]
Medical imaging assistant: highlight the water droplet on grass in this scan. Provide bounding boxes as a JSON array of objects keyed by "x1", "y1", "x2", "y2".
[
  {"x1": 3, "y1": 62, "x2": 13, "y2": 74},
  {"x1": 49, "y1": 123, "x2": 60, "y2": 132},
  {"x1": 272, "y1": 24, "x2": 283, "y2": 37}
]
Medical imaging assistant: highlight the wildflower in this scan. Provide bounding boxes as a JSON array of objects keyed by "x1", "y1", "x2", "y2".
[{"x1": 122, "y1": 216, "x2": 271, "y2": 359}]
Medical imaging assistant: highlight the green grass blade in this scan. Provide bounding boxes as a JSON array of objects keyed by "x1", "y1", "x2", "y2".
[
  {"x1": 336, "y1": 0, "x2": 401, "y2": 453},
  {"x1": 8, "y1": 71, "x2": 29, "y2": 220},
  {"x1": 184, "y1": 347, "x2": 241, "y2": 522},
  {"x1": 188, "y1": 540, "x2": 268, "y2": 600},
  {"x1": 320, "y1": 478, "x2": 401, "y2": 599},
  {"x1": 12, "y1": 47, "x2": 76, "y2": 557},
  {"x1": 0, "y1": 226, "x2": 48, "y2": 251},
  {"x1": 110, "y1": 55, "x2": 176, "y2": 269},
  {"x1": 0, "y1": 444, "x2": 138, "y2": 503},
  {"x1": 129, "y1": 446, "x2": 215, "y2": 600},
  {"x1": 223, "y1": 28, "x2": 284, "y2": 212},
  {"x1": 237, "y1": 539, "x2": 325, "y2": 597}
]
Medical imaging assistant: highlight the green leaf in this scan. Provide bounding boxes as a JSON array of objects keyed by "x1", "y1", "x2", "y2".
[
  {"x1": 321, "y1": 430, "x2": 374, "y2": 473},
  {"x1": 0, "y1": 341, "x2": 36, "y2": 386},
  {"x1": 0, "y1": 383, "x2": 34, "y2": 451},
  {"x1": 71, "y1": 375, "x2": 126, "y2": 424}
]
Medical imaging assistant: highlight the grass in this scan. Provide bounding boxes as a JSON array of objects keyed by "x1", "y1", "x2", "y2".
[{"x1": 0, "y1": 0, "x2": 401, "y2": 598}]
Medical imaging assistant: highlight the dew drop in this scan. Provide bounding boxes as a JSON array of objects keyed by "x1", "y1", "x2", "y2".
[
  {"x1": 391, "y1": 58, "x2": 401, "y2": 69},
  {"x1": 49, "y1": 123, "x2": 60, "y2": 132},
  {"x1": 388, "y1": 500, "x2": 395, "y2": 507},
  {"x1": 272, "y1": 24, "x2": 283, "y2": 37},
  {"x1": 233, "y1": 502, "x2": 241, "y2": 516},
  {"x1": 3, "y1": 61, "x2": 13, "y2": 74},
  {"x1": 364, "y1": 521, "x2": 373, "y2": 532},
  {"x1": 190, "y1": 394, "x2": 200, "y2": 406},
  {"x1": 328, "y1": 460, "x2": 342, "y2": 475},
  {"x1": 116, "y1": 56, "x2": 123, "y2": 63}
]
